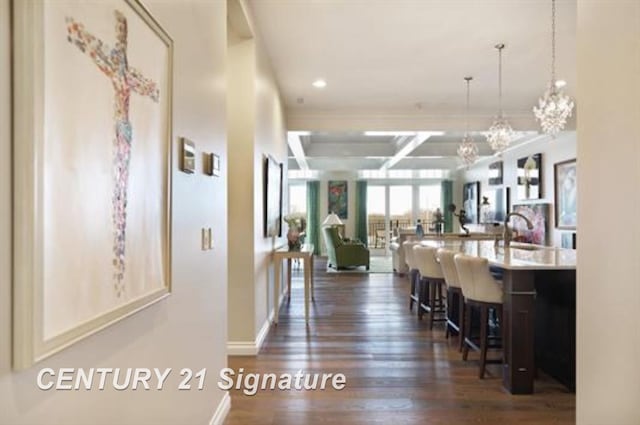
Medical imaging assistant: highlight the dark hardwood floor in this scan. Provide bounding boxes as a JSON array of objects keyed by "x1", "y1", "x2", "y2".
[{"x1": 224, "y1": 257, "x2": 575, "y2": 425}]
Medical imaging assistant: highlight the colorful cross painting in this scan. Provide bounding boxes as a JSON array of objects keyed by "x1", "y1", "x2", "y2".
[{"x1": 66, "y1": 10, "x2": 160, "y2": 296}]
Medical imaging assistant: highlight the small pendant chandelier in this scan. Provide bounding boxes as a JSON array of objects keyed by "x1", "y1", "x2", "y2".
[
  {"x1": 486, "y1": 43, "x2": 514, "y2": 154},
  {"x1": 457, "y1": 76, "x2": 478, "y2": 167},
  {"x1": 533, "y1": 0, "x2": 575, "y2": 137}
]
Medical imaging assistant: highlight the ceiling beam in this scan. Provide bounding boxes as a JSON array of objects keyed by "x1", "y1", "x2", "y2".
[
  {"x1": 287, "y1": 131, "x2": 310, "y2": 171},
  {"x1": 379, "y1": 131, "x2": 444, "y2": 170}
]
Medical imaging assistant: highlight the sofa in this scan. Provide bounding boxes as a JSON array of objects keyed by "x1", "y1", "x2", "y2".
[{"x1": 322, "y1": 226, "x2": 370, "y2": 270}]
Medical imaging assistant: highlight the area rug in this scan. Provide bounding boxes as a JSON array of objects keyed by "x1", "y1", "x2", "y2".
[{"x1": 326, "y1": 255, "x2": 393, "y2": 274}]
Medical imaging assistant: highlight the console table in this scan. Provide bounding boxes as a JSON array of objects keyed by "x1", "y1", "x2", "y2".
[{"x1": 273, "y1": 243, "x2": 315, "y2": 324}]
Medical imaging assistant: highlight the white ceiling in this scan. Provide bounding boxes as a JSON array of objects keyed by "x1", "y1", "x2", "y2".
[
  {"x1": 287, "y1": 130, "x2": 542, "y2": 172},
  {"x1": 248, "y1": 0, "x2": 577, "y2": 172}
]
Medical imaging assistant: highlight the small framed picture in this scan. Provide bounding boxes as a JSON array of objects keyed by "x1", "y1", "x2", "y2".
[
  {"x1": 181, "y1": 138, "x2": 196, "y2": 173},
  {"x1": 204, "y1": 153, "x2": 221, "y2": 177},
  {"x1": 212, "y1": 153, "x2": 220, "y2": 177}
]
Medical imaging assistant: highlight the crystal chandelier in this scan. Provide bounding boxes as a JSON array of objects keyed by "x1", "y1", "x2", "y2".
[
  {"x1": 457, "y1": 76, "x2": 479, "y2": 167},
  {"x1": 533, "y1": 0, "x2": 575, "y2": 137},
  {"x1": 486, "y1": 43, "x2": 514, "y2": 154}
]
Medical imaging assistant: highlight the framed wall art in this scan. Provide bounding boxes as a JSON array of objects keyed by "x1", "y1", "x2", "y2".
[
  {"x1": 488, "y1": 161, "x2": 503, "y2": 185},
  {"x1": 181, "y1": 138, "x2": 196, "y2": 173},
  {"x1": 13, "y1": 0, "x2": 173, "y2": 368},
  {"x1": 263, "y1": 155, "x2": 283, "y2": 237},
  {"x1": 204, "y1": 152, "x2": 221, "y2": 177},
  {"x1": 561, "y1": 232, "x2": 577, "y2": 249},
  {"x1": 517, "y1": 153, "x2": 542, "y2": 200},
  {"x1": 512, "y1": 203, "x2": 550, "y2": 246},
  {"x1": 328, "y1": 180, "x2": 348, "y2": 219},
  {"x1": 482, "y1": 187, "x2": 510, "y2": 223},
  {"x1": 462, "y1": 181, "x2": 480, "y2": 224},
  {"x1": 554, "y1": 159, "x2": 577, "y2": 229},
  {"x1": 211, "y1": 153, "x2": 221, "y2": 177}
]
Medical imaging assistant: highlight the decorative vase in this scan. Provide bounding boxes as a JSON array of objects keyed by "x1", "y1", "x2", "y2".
[{"x1": 287, "y1": 227, "x2": 301, "y2": 251}]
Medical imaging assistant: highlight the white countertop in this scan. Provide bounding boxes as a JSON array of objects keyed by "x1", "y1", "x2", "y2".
[{"x1": 420, "y1": 240, "x2": 576, "y2": 271}]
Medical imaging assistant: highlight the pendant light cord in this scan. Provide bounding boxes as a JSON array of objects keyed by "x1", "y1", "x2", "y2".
[
  {"x1": 498, "y1": 45, "x2": 503, "y2": 117},
  {"x1": 464, "y1": 77, "x2": 471, "y2": 134},
  {"x1": 551, "y1": 0, "x2": 556, "y2": 84}
]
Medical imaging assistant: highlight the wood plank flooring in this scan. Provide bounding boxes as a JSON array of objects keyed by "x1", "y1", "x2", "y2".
[{"x1": 224, "y1": 257, "x2": 575, "y2": 425}]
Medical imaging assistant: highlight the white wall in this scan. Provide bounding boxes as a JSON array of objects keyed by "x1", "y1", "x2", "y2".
[
  {"x1": 577, "y1": 1, "x2": 640, "y2": 424},
  {"x1": 457, "y1": 132, "x2": 577, "y2": 246},
  {"x1": 0, "y1": 1, "x2": 229, "y2": 424},
  {"x1": 253, "y1": 30, "x2": 288, "y2": 336},
  {"x1": 227, "y1": 0, "x2": 287, "y2": 353},
  {"x1": 227, "y1": 32, "x2": 257, "y2": 343},
  {"x1": 0, "y1": 0, "x2": 12, "y2": 408}
]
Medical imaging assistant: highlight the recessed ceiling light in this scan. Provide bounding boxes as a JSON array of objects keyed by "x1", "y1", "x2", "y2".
[
  {"x1": 312, "y1": 79, "x2": 327, "y2": 88},
  {"x1": 555, "y1": 80, "x2": 567, "y2": 88}
]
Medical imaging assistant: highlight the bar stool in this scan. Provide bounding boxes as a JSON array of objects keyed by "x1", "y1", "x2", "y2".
[
  {"x1": 413, "y1": 245, "x2": 446, "y2": 329},
  {"x1": 403, "y1": 240, "x2": 421, "y2": 312},
  {"x1": 436, "y1": 248, "x2": 465, "y2": 350},
  {"x1": 454, "y1": 253, "x2": 504, "y2": 379}
]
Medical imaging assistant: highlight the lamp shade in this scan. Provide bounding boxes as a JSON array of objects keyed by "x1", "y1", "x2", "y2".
[{"x1": 322, "y1": 212, "x2": 343, "y2": 226}]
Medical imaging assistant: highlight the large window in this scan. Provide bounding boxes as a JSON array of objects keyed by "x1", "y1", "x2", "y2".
[
  {"x1": 418, "y1": 185, "x2": 442, "y2": 224},
  {"x1": 365, "y1": 183, "x2": 443, "y2": 250},
  {"x1": 389, "y1": 186, "x2": 413, "y2": 228},
  {"x1": 288, "y1": 184, "x2": 307, "y2": 214},
  {"x1": 367, "y1": 186, "x2": 386, "y2": 247}
]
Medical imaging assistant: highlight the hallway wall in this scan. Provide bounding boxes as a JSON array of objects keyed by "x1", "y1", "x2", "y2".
[
  {"x1": 227, "y1": 0, "x2": 288, "y2": 354},
  {"x1": 577, "y1": 1, "x2": 640, "y2": 424},
  {"x1": 0, "y1": 1, "x2": 229, "y2": 424}
]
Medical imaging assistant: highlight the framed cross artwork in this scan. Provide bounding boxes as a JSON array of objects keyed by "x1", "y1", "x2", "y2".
[{"x1": 12, "y1": 0, "x2": 173, "y2": 368}]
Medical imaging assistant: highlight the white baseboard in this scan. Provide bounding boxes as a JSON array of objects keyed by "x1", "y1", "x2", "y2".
[
  {"x1": 209, "y1": 392, "x2": 231, "y2": 425},
  {"x1": 227, "y1": 315, "x2": 272, "y2": 355},
  {"x1": 255, "y1": 314, "x2": 271, "y2": 349},
  {"x1": 227, "y1": 293, "x2": 283, "y2": 356},
  {"x1": 226, "y1": 340, "x2": 259, "y2": 356}
]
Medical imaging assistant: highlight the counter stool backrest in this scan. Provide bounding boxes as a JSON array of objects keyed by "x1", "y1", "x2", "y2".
[
  {"x1": 454, "y1": 254, "x2": 503, "y2": 304},
  {"x1": 403, "y1": 241, "x2": 420, "y2": 270},
  {"x1": 436, "y1": 248, "x2": 461, "y2": 289},
  {"x1": 413, "y1": 245, "x2": 444, "y2": 279}
]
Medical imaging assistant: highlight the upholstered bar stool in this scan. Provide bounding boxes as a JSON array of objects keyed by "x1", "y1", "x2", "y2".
[
  {"x1": 436, "y1": 248, "x2": 465, "y2": 350},
  {"x1": 413, "y1": 245, "x2": 446, "y2": 329},
  {"x1": 454, "y1": 253, "x2": 504, "y2": 379},
  {"x1": 403, "y1": 240, "x2": 421, "y2": 312}
]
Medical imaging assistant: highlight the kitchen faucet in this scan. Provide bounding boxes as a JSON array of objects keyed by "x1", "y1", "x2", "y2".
[{"x1": 502, "y1": 212, "x2": 534, "y2": 247}]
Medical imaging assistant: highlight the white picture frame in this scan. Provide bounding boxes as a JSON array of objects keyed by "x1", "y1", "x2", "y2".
[{"x1": 13, "y1": 0, "x2": 173, "y2": 368}]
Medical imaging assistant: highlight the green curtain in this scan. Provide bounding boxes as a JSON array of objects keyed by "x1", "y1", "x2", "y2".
[
  {"x1": 306, "y1": 181, "x2": 320, "y2": 255},
  {"x1": 441, "y1": 180, "x2": 453, "y2": 233},
  {"x1": 355, "y1": 181, "x2": 368, "y2": 246}
]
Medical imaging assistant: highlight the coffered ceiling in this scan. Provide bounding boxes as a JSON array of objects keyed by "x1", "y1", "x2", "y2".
[{"x1": 247, "y1": 0, "x2": 577, "y2": 172}]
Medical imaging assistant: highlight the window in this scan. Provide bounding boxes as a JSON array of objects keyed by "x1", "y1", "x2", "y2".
[
  {"x1": 418, "y1": 185, "x2": 442, "y2": 223},
  {"x1": 367, "y1": 186, "x2": 386, "y2": 247},
  {"x1": 389, "y1": 186, "x2": 412, "y2": 227},
  {"x1": 289, "y1": 184, "x2": 307, "y2": 214}
]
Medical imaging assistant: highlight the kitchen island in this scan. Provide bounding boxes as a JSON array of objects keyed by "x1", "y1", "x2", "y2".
[
  {"x1": 390, "y1": 229, "x2": 501, "y2": 275},
  {"x1": 421, "y1": 240, "x2": 576, "y2": 394}
]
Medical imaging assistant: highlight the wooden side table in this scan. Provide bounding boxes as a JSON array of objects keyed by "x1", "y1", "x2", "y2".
[{"x1": 273, "y1": 243, "x2": 315, "y2": 324}]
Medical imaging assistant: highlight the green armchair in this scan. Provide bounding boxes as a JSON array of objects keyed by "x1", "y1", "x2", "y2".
[{"x1": 323, "y1": 226, "x2": 370, "y2": 270}]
